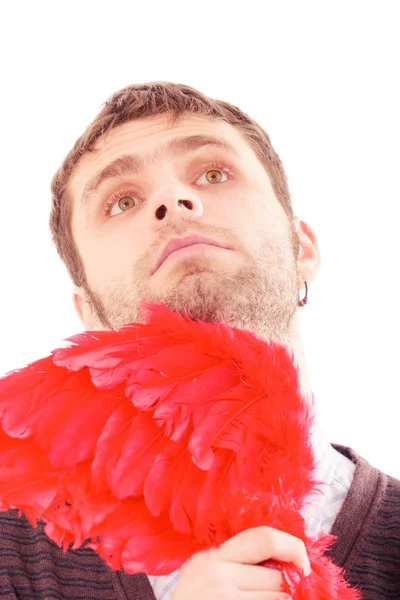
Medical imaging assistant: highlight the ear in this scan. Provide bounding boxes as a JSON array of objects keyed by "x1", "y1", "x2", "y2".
[
  {"x1": 72, "y1": 286, "x2": 105, "y2": 331},
  {"x1": 293, "y1": 216, "x2": 321, "y2": 288}
]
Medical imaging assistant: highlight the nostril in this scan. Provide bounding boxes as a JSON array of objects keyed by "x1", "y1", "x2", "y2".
[
  {"x1": 155, "y1": 205, "x2": 167, "y2": 219},
  {"x1": 178, "y1": 199, "x2": 193, "y2": 209}
]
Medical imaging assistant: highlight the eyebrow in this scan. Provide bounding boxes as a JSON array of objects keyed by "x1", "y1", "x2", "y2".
[{"x1": 80, "y1": 134, "x2": 241, "y2": 212}]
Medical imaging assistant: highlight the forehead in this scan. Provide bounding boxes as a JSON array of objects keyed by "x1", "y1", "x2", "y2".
[{"x1": 68, "y1": 114, "x2": 254, "y2": 206}]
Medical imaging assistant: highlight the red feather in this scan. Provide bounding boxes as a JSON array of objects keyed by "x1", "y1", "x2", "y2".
[{"x1": 0, "y1": 301, "x2": 363, "y2": 599}]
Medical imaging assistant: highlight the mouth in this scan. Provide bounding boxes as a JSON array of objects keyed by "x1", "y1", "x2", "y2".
[
  {"x1": 152, "y1": 235, "x2": 232, "y2": 274},
  {"x1": 156, "y1": 243, "x2": 228, "y2": 271}
]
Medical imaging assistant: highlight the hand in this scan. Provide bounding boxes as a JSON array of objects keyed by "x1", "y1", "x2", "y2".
[{"x1": 171, "y1": 526, "x2": 311, "y2": 600}]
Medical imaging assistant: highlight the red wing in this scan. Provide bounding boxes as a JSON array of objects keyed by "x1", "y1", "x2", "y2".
[{"x1": 0, "y1": 302, "x2": 362, "y2": 598}]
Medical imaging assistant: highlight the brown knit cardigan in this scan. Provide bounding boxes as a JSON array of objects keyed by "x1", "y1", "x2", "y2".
[{"x1": 0, "y1": 445, "x2": 398, "y2": 599}]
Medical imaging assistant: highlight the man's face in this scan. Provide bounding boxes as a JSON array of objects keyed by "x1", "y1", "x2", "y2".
[{"x1": 69, "y1": 114, "x2": 311, "y2": 345}]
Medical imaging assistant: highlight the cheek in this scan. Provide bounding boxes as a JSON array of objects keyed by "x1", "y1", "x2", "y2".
[
  {"x1": 215, "y1": 186, "x2": 260, "y2": 224},
  {"x1": 81, "y1": 231, "x2": 131, "y2": 285},
  {"x1": 244, "y1": 194, "x2": 287, "y2": 252},
  {"x1": 94, "y1": 225, "x2": 154, "y2": 284},
  {"x1": 225, "y1": 189, "x2": 269, "y2": 235}
]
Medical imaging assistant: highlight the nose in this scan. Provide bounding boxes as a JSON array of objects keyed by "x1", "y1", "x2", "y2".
[{"x1": 149, "y1": 183, "x2": 205, "y2": 222}]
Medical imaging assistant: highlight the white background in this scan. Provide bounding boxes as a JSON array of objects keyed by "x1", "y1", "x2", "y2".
[{"x1": 0, "y1": 2, "x2": 399, "y2": 477}]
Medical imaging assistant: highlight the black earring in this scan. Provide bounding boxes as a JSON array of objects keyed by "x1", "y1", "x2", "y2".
[{"x1": 298, "y1": 281, "x2": 308, "y2": 307}]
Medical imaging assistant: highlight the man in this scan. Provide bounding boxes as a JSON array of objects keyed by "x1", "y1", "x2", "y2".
[{"x1": 1, "y1": 82, "x2": 399, "y2": 600}]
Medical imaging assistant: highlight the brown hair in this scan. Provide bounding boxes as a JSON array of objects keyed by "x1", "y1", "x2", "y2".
[{"x1": 49, "y1": 81, "x2": 295, "y2": 291}]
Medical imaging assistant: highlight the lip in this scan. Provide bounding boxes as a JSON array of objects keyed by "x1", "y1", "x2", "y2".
[{"x1": 153, "y1": 234, "x2": 231, "y2": 274}]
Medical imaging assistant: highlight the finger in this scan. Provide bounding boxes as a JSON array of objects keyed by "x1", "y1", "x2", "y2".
[
  {"x1": 219, "y1": 526, "x2": 310, "y2": 575},
  {"x1": 226, "y1": 563, "x2": 285, "y2": 592}
]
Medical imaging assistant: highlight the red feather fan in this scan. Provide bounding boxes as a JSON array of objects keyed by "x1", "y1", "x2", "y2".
[{"x1": 0, "y1": 302, "x2": 362, "y2": 599}]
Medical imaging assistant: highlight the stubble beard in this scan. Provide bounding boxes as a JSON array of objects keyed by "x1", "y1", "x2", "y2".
[{"x1": 82, "y1": 229, "x2": 300, "y2": 348}]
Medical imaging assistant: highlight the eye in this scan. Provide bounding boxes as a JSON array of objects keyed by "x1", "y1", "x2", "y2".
[
  {"x1": 104, "y1": 191, "x2": 141, "y2": 217},
  {"x1": 196, "y1": 167, "x2": 229, "y2": 186}
]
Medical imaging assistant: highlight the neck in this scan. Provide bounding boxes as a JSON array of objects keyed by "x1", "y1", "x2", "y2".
[
  {"x1": 286, "y1": 316, "x2": 334, "y2": 470},
  {"x1": 285, "y1": 316, "x2": 314, "y2": 406}
]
